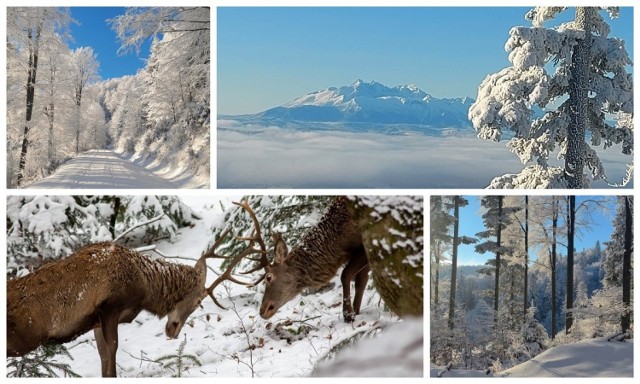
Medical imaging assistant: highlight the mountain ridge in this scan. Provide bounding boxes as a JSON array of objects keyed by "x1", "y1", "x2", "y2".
[{"x1": 223, "y1": 80, "x2": 474, "y2": 128}]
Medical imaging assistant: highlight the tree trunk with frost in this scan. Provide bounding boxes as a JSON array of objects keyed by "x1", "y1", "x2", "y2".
[
  {"x1": 621, "y1": 196, "x2": 632, "y2": 333},
  {"x1": 566, "y1": 7, "x2": 594, "y2": 189},
  {"x1": 448, "y1": 197, "x2": 460, "y2": 330},
  {"x1": 17, "y1": 25, "x2": 42, "y2": 186}
]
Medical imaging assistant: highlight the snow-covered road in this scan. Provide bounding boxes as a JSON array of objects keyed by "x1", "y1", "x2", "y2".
[{"x1": 26, "y1": 150, "x2": 176, "y2": 189}]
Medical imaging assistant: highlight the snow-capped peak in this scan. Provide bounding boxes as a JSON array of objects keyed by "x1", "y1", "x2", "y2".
[{"x1": 264, "y1": 80, "x2": 474, "y2": 127}]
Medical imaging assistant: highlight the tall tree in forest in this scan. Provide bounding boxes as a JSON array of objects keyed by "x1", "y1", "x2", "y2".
[
  {"x1": 602, "y1": 196, "x2": 634, "y2": 334},
  {"x1": 469, "y1": 7, "x2": 633, "y2": 189},
  {"x1": 509, "y1": 195, "x2": 531, "y2": 323},
  {"x1": 448, "y1": 197, "x2": 460, "y2": 330},
  {"x1": 447, "y1": 197, "x2": 475, "y2": 329},
  {"x1": 69, "y1": 47, "x2": 99, "y2": 154},
  {"x1": 566, "y1": 196, "x2": 576, "y2": 333},
  {"x1": 7, "y1": 7, "x2": 72, "y2": 185},
  {"x1": 430, "y1": 196, "x2": 454, "y2": 306},
  {"x1": 523, "y1": 196, "x2": 529, "y2": 319},
  {"x1": 40, "y1": 32, "x2": 70, "y2": 170},
  {"x1": 551, "y1": 197, "x2": 559, "y2": 339},
  {"x1": 475, "y1": 196, "x2": 517, "y2": 320},
  {"x1": 621, "y1": 196, "x2": 633, "y2": 333}
]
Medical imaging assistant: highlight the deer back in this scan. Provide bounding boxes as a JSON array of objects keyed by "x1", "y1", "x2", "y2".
[{"x1": 277, "y1": 196, "x2": 362, "y2": 287}]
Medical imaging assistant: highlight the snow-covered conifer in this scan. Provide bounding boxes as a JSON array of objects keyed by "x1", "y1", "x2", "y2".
[{"x1": 469, "y1": 7, "x2": 633, "y2": 189}]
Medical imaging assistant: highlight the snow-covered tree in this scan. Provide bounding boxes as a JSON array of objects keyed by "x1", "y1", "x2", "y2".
[
  {"x1": 107, "y1": 7, "x2": 210, "y2": 180},
  {"x1": 522, "y1": 306, "x2": 549, "y2": 357},
  {"x1": 430, "y1": 196, "x2": 455, "y2": 306},
  {"x1": 475, "y1": 196, "x2": 519, "y2": 316},
  {"x1": 6, "y1": 196, "x2": 111, "y2": 270},
  {"x1": 601, "y1": 196, "x2": 633, "y2": 334},
  {"x1": 68, "y1": 47, "x2": 100, "y2": 154},
  {"x1": 7, "y1": 7, "x2": 73, "y2": 186},
  {"x1": 469, "y1": 7, "x2": 633, "y2": 189}
]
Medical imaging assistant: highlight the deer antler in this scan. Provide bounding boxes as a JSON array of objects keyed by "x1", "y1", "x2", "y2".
[{"x1": 202, "y1": 201, "x2": 270, "y2": 309}]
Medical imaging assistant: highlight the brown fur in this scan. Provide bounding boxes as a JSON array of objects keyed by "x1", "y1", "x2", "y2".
[{"x1": 7, "y1": 242, "x2": 205, "y2": 377}]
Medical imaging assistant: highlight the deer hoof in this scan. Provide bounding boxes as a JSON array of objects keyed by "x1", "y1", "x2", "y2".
[{"x1": 343, "y1": 310, "x2": 356, "y2": 323}]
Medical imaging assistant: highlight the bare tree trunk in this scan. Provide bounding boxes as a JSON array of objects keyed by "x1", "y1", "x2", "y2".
[
  {"x1": 566, "y1": 7, "x2": 594, "y2": 188},
  {"x1": 621, "y1": 196, "x2": 632, "y2": 333},
  {"x1": 47, "y1": 103, "x2": 55, "y2": 164},
  {"x1": 566, "y1": 196, "x2": 576, "y2": 333},
  {"x1": 551, "y1": 198, "x2": 558, "y2": 339},
  {"x1": 523, "y1": 196, "x2": 529, "y2": 323},
  {"x1": 494, "y1": 196, "x2": 503, "y2": 323},
  {"x1": 434, "y1": 240, "x2": 439, "y2": 306},
  {"x1": 448, "y1": 197, "x2": 460, "y2": 330},
  {"x1": 17, "y1": 26, "x2": 41, "y2": 186}
]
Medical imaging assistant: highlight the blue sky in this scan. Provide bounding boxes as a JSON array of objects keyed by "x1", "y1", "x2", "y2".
[
  {"x1": 69, "y1": 7, "x2": 152, "y2": 80},
  {"x1": 457, "y1": 196, "x2": 617, "y2": 266},
  {"x1": 218, "y1": 7, "x2": 634, "y2": 115}
]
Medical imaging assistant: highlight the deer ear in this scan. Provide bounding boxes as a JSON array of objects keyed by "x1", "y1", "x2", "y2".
[
  {"x1": 272, "y1": 233, "x2": 288, "y2": 264},
  {"x1": 194, "y1": 256, "x2": 207, "y2": 284}
]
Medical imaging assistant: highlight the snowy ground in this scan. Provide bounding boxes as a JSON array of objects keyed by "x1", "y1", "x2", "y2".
[
  {"x1": 11, "y1": 198, "x2": 414, "y2": 377},
  {"x1": 431, "y1": 337, "x2": 633, "y2": 377},
  {"x1": 217, "y1": 123, "x2": 632, "y2": 189},
  {"x1": 24, "y1": 149, "x2": 207, "y2": 189}
]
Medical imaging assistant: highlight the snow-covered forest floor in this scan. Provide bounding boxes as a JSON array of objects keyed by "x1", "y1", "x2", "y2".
[
  {"x1": 431, "y1": 336, "x2": 633, "y2": 377},
  {"x1": 217, "y1": 124, "x2": 632, "y2": 188},
  {"x1": 27, "y1": 198, "x2": 411, "y2": 377},
  {"x1": 24, "y1": 149, "x2": 207, "y2": 189}
]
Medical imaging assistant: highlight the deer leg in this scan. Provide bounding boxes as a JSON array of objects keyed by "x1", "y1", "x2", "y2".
[
  {"x1": 341, "y1": 249, "x2": 369, "y2": 323},
  {"x1": 94, "y1": 327, "x2": 108, "y2": 377},
  {"x1": 353, "y1": 262, "x2": 370, "y2": 315},
  {"x1": 99, "y1": 314, "x2": 120, "y2": 377}
]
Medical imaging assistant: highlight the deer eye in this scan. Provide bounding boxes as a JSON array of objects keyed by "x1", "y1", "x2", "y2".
[{"x1": 266, "y1": 273, "x2": 273, "y2": 283}]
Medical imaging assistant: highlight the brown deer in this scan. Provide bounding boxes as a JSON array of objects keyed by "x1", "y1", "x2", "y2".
[
  {"x1": 6, "y1": 240, "x2": 240, "y2": 377},
  {"x1": 207, "y1": 196, "x2": 370, "y2": 323}
]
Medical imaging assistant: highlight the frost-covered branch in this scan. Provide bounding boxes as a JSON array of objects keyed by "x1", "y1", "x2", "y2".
[{"x1": 114, "y1": 213, "x2": 166, "y2": 242}]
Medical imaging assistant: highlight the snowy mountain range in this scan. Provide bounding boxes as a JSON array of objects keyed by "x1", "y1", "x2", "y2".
[{"x1": 225, "y1": 80, "x2": 474, "y2": 128}]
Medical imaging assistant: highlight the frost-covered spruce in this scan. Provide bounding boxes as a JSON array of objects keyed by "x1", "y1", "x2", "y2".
[{"x1": 469, "y1": 7, "x2": 633, "y2": 189}]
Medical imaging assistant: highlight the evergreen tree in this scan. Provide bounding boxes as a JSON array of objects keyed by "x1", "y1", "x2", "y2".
[
  {"x1": 469, "y1": 7, "x2": 633, "y2": 188},
  {"x1": 522, "y1": 306, "x2": 549, "y2": 358},
  {"x1": 475, "y1": 196, "x2": 519, "y2": 319}
]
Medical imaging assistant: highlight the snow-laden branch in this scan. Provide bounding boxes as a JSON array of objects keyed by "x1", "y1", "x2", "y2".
[{"x1": 114, "y1": 213, "x2": 165, "y2": 242}]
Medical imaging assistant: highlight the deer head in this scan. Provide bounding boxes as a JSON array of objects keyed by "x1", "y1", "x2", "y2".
[
  {"x1": 165, "y1": 256, "x2": 208, "y2": 338},
  {"x1": 259, "y1": 233, "x2": 301, "y2": 319}
]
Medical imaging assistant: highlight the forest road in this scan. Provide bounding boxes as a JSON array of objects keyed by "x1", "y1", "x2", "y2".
[{"x1": 25, "y1": 149, "x2": 177, "y2": 189}]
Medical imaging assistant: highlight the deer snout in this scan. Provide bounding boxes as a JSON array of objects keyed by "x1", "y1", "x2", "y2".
[
  {"x1": 260, "y1": 302, "x2": 277, "y2": 319},
  {"x1": 165, "y1": 320, "x2": 182, "y2": 339}
]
